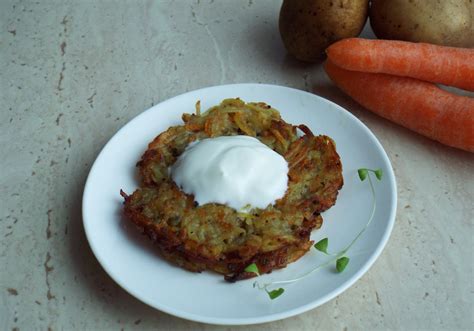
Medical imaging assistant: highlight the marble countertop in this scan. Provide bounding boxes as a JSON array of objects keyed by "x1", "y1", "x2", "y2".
[{"x1": 1, "y1": 1, "x2": 472, "y2": 330}]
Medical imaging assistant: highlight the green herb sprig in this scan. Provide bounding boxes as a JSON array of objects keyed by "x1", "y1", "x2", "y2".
[{"x1": 247, "y1": 168, "x2": 383, "y2": 300}]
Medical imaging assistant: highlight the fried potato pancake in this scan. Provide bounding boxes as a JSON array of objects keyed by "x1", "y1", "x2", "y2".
[{"x1": 121, "y1": 98, "x2": 343, "y2": 281}]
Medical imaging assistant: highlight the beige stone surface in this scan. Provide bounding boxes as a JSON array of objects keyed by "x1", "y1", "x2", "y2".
[{"x1": 1, "y1": 1, "x2": 473, "y2": 330}]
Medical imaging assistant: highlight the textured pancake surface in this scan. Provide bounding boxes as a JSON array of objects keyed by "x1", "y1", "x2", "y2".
[{"x1": 122, "y1": 98, "x2": 343, "y2": 281}]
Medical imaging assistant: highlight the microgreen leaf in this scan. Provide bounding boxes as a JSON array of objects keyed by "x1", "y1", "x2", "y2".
[
  {"x1": 336, "y1": 257, "x2": 350, "y2": 273},
  {"x1": 267, "y1": 288, "x2": 284, "y2": 300},
  {"x1": 374, "y1": 169, "x2": 383, "y2": 180},
  {"x1": 314, "y1": 238, "x2": 329, "y2": 254},
  {"x1": 358, "y1": 168, "x2": 368, "y2": 181},
  {"x1": 245, "y1": 263, "x2": 260, "y2": 276}
]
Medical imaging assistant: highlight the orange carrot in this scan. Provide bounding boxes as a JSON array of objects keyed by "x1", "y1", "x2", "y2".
[
  {"x1": 324, "y1": 60, "x2": 474, "y2": 152},
  {"x1": 326, "y1": 38, "x2": 474, "y2": 92}
]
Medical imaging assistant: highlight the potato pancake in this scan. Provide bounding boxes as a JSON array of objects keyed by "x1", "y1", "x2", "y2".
[{"x1": 121, "y1": 98, "x2": 343, "y2": 281}]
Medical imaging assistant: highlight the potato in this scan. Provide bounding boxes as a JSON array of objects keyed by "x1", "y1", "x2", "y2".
[
  {"x1": 279, "y1": 0, "x2": 369, "y2": 62},
  {"x1": 370, "y1": 0, "x2": 474, "y2": 47}
]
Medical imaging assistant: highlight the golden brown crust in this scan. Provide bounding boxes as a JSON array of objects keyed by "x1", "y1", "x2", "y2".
[{"x1": 122, "y1": 98, "x2": 343, "y2": 281}]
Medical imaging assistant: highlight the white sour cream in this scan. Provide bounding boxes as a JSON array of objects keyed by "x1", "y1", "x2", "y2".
[{"x1": 170, "y1": 135, "x2": 289, "y2": 211}]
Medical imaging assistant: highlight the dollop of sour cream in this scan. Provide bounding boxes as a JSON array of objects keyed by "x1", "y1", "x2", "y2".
[{"x1": 170, "y1": 135, "x2": 289, "y2": 211}]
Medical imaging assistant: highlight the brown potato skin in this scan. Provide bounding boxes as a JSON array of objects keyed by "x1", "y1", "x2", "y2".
[
  {"x1": 370, "y1": 0, "x2": 474, "y2": 47},
  {"x1": 279, "y1": 0, "x2": 369, "y2": 62}
]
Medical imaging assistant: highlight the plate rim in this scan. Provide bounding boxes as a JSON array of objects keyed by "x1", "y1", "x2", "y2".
[{"x1": 82, "y1": 83, "x2": 397, "y2": 325}]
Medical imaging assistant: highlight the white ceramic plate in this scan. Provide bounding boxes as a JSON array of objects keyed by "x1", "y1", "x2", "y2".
[{"x1": 82, "y1": 84, "x2": 397, "y2": 325}]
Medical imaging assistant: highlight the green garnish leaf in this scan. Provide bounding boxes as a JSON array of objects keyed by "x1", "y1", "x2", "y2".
[
  {"x1": 267, "y1": 288, "x2": 284, "y2": 300},
  {"x1": 358, "y1": 168, "x2": 368, "y2": 181},
  {"x1": 374, "y1": 169, "x2": 383, "y2": 180},
  {"x1": 245, "y1": 263, "x2": 260, "y2": 276},
  {"x1": 314, "y1": 238, "x2": 329, "y2": 254},
  {"x1": 336, "y1": 257, "x2": 350, "y2": 273}
]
